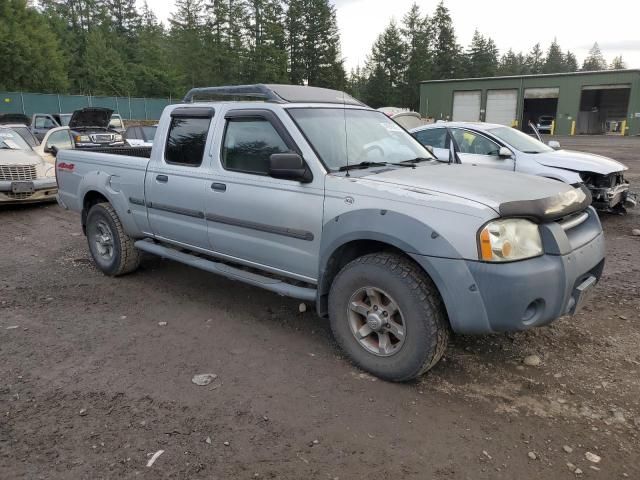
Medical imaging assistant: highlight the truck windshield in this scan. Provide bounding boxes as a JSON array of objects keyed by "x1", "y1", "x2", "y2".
[
  {"x1": 0, "y1": 129, "x2": 30, "y2": 150},
  {"x1": 288, "y1": 108, "x2": 433, "y2": 171},
  {"x1": 487, "y1": 126, "x2": 553, "y2": 154}
]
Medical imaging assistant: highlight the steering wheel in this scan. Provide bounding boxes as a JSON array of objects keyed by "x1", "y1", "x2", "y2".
[{"x1": 357, "y1": 144, "x2": 385, "y2": 162}]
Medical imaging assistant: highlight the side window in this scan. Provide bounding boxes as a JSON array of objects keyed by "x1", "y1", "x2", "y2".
[
  {"x1": 165, "y1": 117, "x2": 211, "y2": 167},
  {"x1": 414, "y1": 128, "x2": 447, "y2": 149},
  {"x1": 125, "y1": 126, "x2": 137, "y2": 139},
  {"x1": 46, "y1": 130, "x2": 73, "y2": 150},
  {"x1": 35, "y1": 116, "x2": 55, "y2": 129},
  {"x1": 222, "y1": 118, "x2": 290, "y2": 175},
  {"x1": 452, "y1": 129, "x2": 500, "y2": 156}
]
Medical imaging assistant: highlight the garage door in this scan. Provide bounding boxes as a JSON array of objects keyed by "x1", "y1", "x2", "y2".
[
  {"x1": 485, "y1": 90, "x2": 518, "y2": 126},
  {"x1": 452, "y1": 91, "x2": 481, "y2": 121}
]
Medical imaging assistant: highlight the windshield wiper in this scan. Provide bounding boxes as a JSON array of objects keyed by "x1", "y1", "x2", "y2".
[
  {"x1": 398, "y1": 157, "x2": 432, "y2": 164},
  {"x1": 338, "y1": 161, "x2": 389, "y2": 172}
]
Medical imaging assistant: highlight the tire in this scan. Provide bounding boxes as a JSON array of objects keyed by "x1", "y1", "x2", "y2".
[
  {"x1": 86, "y1": 202, "x2": 141, "y2": 276},
  {"x1": 328, "y1": 252, "x2": 449, "y2": 382}
]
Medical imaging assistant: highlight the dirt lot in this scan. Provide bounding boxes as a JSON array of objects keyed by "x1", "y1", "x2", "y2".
[{"x1": 1, "y1": 136, "x2": 639, "y2": 479}]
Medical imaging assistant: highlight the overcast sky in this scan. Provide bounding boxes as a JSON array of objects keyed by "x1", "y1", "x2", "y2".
[{"x1": 146, "y1": 0, "x2": 640, "y2": 72}]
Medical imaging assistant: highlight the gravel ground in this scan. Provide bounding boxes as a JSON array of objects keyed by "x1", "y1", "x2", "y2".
[{"x1": 1, "y1": 136, "x2": 639, "y2": 479}]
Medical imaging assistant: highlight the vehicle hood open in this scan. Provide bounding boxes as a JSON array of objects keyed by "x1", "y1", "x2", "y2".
[
  {"x1": 0, "y1": 113, "x2": 30, "y2": 126},
  {"x1": 69, "y1": 108, "x2": 113, "y2": 129},
  {"x1": 533, "y1": 149, "x2": 627, "y2": 175},
  {"x1": 363, "y1": 163, "x2": 590, "y2": 222}
]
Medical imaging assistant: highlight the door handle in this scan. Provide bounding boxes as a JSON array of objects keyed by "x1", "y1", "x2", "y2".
[
  {"x1": 211, "y1": 182, "x2": 226, "y2": 192},
  {"x1": 156, "y1": 174, "x2": 168, "y2": 183}
]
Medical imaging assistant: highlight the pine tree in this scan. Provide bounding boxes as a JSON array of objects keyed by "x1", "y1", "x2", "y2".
[
  {"x1": 431, "y1": 1, "x2": 460, "y2": 79},
  {"x1": 465, "y1": 29, "x2": 498, "y2": 78},
  {"x1": 402, "y1": 3, "x2": 432, "y2": 109},
  {"x1": 498, "y1": 49, "x2": 528, "y2": 76},
  {"x1": 363, "y1": 21, "x2": 407, "y2": 107},
  {"x1": 526, "y1": 43, "x2": 544, "y2": 74},
  {"x1": 542, "y1": 38, "x2": 565, "y2": 73},
  {"x1": 582, "y1": 42, "x2": 607, "y2": 71},
  {"x1": 169, "y1": 0, "x2": 208, "y2": 90},
  {"x1": 244, "y1": 0, "x2": 288, "y2": 83},
  {"x1": 565, "y1": 51, "x2": 578, "y2": 72},
  {"x1": 0, "y1": 0, "x2": 69, "y2": 92},
  {"x1": 610, "y1": 55, "x2": 626, "y2": 70}
]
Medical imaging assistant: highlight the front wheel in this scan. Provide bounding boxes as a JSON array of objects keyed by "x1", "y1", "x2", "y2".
[
  {"x1": 328, "y1": 252, "x2": 449, "y2": 382},
  {"x1": 86, "y1": 202, "x2": 141, "y2": 276}
]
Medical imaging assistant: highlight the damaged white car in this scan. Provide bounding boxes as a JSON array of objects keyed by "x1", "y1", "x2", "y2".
[
  {"x1": 411, "y1": 122, "x2": 636, "y2": 212},
  {"x1": 0, "y1": 126, "x2": 57, "y2": 204}
]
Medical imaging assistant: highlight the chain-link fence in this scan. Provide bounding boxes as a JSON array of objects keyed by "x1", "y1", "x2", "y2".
[{"x1": 0, "y1": 92, "x2": 175, "y2": 120}]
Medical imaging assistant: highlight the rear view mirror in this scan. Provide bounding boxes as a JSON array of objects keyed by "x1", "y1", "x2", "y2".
[
  {"x1": 548, "y1": 140, "x2": 561, "y2": 150},
  {"x1": 269, "y1": 153, "x2": 311, "y2": 183},
  {"x1": 498, "y1": 147, "x2": 513, "y2": 158}
]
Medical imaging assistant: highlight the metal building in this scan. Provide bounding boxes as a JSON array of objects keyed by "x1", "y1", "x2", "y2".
[{"x1": 419, "y1": 69, "x2": 640, "y2": 136}]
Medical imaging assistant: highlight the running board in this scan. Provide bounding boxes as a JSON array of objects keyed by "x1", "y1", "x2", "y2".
[{"x1": 134, "y1": 240, "x2": 317, "y2": 302}]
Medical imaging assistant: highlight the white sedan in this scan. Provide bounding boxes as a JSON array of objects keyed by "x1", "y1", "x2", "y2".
[{"x1": 410, "y1": 122, "x2": 635, "y2": 212}]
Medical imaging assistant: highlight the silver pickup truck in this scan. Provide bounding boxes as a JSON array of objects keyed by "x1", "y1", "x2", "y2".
[{"x1": 56, "y1": 84, "x2": 605, "y2": 382}]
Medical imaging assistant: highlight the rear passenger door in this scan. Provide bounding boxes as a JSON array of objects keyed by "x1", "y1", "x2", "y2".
[
  {"x1": 144, "y1": 107, "x2": 215, "y2": 249},
  {"x1": 204, "y1": 109, "x2": 324, "y2": 282}
]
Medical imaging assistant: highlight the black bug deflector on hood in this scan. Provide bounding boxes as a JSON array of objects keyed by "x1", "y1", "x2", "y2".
[{"x1": 499, "y1": 185, "x2": 592, "y2": 223}]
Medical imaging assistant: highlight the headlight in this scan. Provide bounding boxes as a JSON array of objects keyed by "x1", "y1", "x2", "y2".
[
  {"x1": 478, "y1": 219, "x2": 543, "y2": 262},
  {"x1": 114, "y1": 134, "x2": 123, "y2": 142},
  {"x1": 75, "y1": 135, "x2": 91, "y2": 142}
]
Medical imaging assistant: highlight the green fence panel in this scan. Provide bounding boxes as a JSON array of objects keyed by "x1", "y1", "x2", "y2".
[
  {"x1": 0, "y1": 91, "x2": 174, "y2": 120},
  {"x1": 0, "y1": 92, "x2": 24, "y2": 114},
  {"x1": 60, "y1": 95, "x2": 89, "y2": 113}
]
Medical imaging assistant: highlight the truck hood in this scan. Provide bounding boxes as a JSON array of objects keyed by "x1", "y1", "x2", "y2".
[
  {"x1": 0, "y1": 148, "x2": 41, "y2": 166},
  {"x1": 362, "y1": 163, "x2": 589, "y2": 221},
  {"x1": 69, "y1": 108, "x2": 113, "y2": 129},
  {"x1": 533, "y1": 149, "x2": 627, "y2": 174}
]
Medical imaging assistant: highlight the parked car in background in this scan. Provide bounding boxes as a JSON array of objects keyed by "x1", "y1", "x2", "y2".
[
  {"x1": 33, "y1": 127, "x2": 74, "y2": 164},
  {"x1": 31, "y1": 113, "x2": 60, "y2": 141},
  {"x1": 57, "y1": 84, "x2": 605, "y2": 382},
  {"x1": 537, "y1": 115, "x2": 555, "y2": 134},
  {"x1": 0, "y1": 113, "x2": 39, "y2": 147},
  {"x1": 69, "y1": 108, "x2": 125, "y2": 148},
  {"x1": 0, "y1": 126, "x2": 57, "y2": 203},
  {"x1": 410, "y1": 122, "x2": 636, "y2": 212},
  {"x1": 377, "y1": 107, "x2": 424, "y2": 130},
  {"x1": 109, "y1": 113, "x2": 125, "y2": 134},
  {"x1": 124, "y1": 124, "x2": 157, "y2": 147}
]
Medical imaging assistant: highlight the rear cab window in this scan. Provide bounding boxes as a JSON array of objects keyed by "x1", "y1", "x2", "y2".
[{"x1": 165, "y1": 107, "x2": 215, "y2": 167}]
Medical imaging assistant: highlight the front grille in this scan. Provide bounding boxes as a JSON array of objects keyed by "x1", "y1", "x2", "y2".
[
  {"x1": 0, "y1": 164, "x2": 37, "y2": 181},
  {"x1": 91, "y1": 134, "x2": 113, "y2": 143},
  {"x1": 6, "y1": 192, "x2": 34, "y2": 200}
]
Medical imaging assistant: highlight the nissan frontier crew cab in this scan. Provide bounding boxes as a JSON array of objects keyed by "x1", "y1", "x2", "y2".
[{"x1": 56, "y1": 84, "x2": 605, "y2": 382}]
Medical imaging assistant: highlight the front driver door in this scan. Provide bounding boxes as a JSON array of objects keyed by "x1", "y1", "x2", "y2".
[
  {"x1": 450, "y1": 128, "x2": 514, "y2": 170},
  {"x1": 204, "y1": 109, "x2": 324, "y2": 282}
]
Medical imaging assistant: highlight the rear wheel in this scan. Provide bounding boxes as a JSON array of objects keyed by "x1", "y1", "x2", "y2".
[
  {"x1": 328, "y1": 252, "x2": 449, "y2": 382},
  {"x1": 86, "y1": 202, "x2": 140, "y2": 276}
]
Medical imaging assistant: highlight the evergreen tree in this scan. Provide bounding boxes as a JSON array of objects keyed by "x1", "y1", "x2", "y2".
[
  {"x1": 565, "y1": 51, "x2": 578, "y2": 72},
  {"x1": 431, "y1": 0, "x2": 460, "y2": 79},
  {"x1": 169, "y1": 0, "x2": 208, "y2": 90},
  {"x1": 542, "y1": 38, "x2": 565, "y2": 73},
  {"x1": 526, "y1": 43, "x2": 544, "y2": 74},
  {"x1": 81, "y1": 28, "x2": 133, "y2": 95},
  {"x1": 610, "y1": 55, "x2": 626, "y2": 69},
  {"x1": 498, "y1": 49, "x2": 528, "y2": 76},
  {"x1": 582, "y1": 42, "x2": 607, "y2": 71},
  {"x1": 0, "y1": 0, "x2": 69, "y2": 92},
  {"x1": 244, "y1": 0, "x2": 288, "y2": 83},
  {"x1": 363, "y1": 21, "x2": 407, "y2": 107},
  {"x1": 465, "y1": 29, "x2": 498, "y2": 77},
  {"x1": 401, "y1": 3, "x2": 432, "y2": 109}
]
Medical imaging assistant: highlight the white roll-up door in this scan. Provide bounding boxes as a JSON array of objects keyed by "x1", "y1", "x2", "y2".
[
  {"x1": 452, "y1": 91, "x2": 481, "y2": 121},
  {"x1": 485, "y1": 89, "x2": 518, "y2": 126}
]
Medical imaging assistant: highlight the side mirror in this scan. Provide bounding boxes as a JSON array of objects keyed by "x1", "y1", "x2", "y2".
[
  {"x1": 45, "y1": 145, "x2": 59, "y2": 157},
  {"x1": 269, "y1": 153, "x2": 311, "y2": 183},
  {"x1": 498, "y1": 147, "x2": 513, "y2": 158},
  {"x1": 548, "y1": 140, "x2": 561, "y2": 150}
]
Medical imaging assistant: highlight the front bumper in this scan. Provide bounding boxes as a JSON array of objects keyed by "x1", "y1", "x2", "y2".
[
  {"x1": 0, "y1": 178, "x2": 58, "y2": 204},
  {"x1": 412, "y1": 207, "x2": 606, "y2": 334},
  {"x1": 589, "y1": 182, "x2": 635, "y2": 210}
]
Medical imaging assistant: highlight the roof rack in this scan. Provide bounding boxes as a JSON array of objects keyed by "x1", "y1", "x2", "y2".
[{"x1": 182, "y1": 84, "x2": 365, "y2": 106}]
